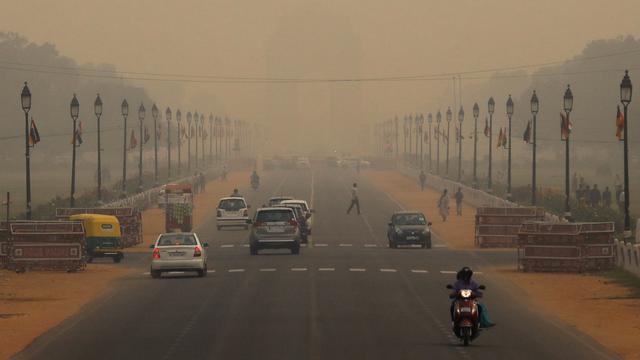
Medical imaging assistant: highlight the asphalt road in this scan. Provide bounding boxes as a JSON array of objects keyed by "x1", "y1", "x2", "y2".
[{"x1": 15, "y1": 167, "x2": 619, "y2": 360}]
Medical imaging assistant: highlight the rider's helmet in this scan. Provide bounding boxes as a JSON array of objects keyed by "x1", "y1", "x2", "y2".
[
  {"x1": 233, "y1": 188, "x2": 239, "y2": 194},
  {"x1": 457, "y1": 267, "x2": 473, "y2": 282}
]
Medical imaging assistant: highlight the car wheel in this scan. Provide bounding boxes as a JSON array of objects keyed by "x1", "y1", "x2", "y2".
[
  {"x1": 244, "y1": 225, "x2": 249, "y2": 230},
  {"x1": 291, "y1": 246, "x2": 300, "y2": 255},
  {"x1": 197, "y1": 269, "x2": 205, "y2": 277},
  {"x1": 389, "y1": 239, "x2": 397, "y2": 249},
  {"x1": 250, "y1": 244, "x2": 258, "y2": 255},
  {"x1": 217, "y1": 226, "x2": 222, "y2": 231},
  {"x1": 150, "y1": 270, "x2": 161, "y2": 279},
  {"x1": 113, "y1": 255, "x2": 122, "y2": 263}
]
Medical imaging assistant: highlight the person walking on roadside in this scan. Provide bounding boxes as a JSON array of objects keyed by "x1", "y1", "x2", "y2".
[
  {"x1": 419, "y1": 170, "x2": 427, "y2": 191},
  {"x1": 603, "y1": 186, "x2": 612, "y2": 208},
  {"x1": 455, "y1": 187, "x2": 464, "y2": 216},
  {"x1": 221, "y1": 164, "x2": 228, "y2": 181},
  {"x1": 591, "y1": 184, "x2": 601, "y2": 207},
  {"x1": 438, "y1": 189, "x2": 450, "y2": 222},
  {"x1": 347, "y1": 182, "x2": 361, "y2": 215}
]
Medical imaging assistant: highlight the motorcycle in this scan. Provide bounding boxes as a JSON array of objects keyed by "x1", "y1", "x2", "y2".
[
  {"x1": 446, "y1": 283, "x2": 486, "y2": 346},
  {"x1": 251, "y1": 178, "x2": 260, "y2": 190}
]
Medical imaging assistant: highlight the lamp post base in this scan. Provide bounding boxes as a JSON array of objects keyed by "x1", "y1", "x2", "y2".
[
  {"x1": 563, "y1": 212, "x2": 572, "y2": 222},
  {"x1": 623, "y1": 230, "x2": 633, "y2": 240},
  {"x1": 506, "y1": 193, "x2": 512, "y2": 202}
]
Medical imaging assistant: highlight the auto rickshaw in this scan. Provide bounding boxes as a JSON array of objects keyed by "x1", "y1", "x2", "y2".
[{"x1": 69, "y1": 214, "x2": 124, "y2": 263}]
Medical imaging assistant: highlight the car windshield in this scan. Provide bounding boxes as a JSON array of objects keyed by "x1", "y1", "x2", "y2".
[
  {"x1": 393, "y1": 214, "x2": 427, "y2": 226},
  {"x1": 157, "y1": 234, "x2": 197, "y2": 246},
  {"x1": 219, "y1": 199, "x2": 246, "y2": 211},
  {"x1": 257, "y1": 210, "x2": 294, "y2": 222}
]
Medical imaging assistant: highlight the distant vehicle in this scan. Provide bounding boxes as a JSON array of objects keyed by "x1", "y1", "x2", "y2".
[
  {"x1": 267, "y1": 196, "x2": 294, "y2": 207},
  {"x1": 387, "y1": 211, "x2": 432, "y2": 248},
  {"x1": 248, "y1": 208, "x2": 301, "y2": 255},
  {"x1": 326, "y1": 156, "x2": 339, "y2": 167},
  {"x1": 149, "y1": 232, "x2": 208, "y2": 278},
  {"x1": 296, "y1": 157, "x2": 311, "y2": 169},
  {"x1": 275, "y1": 203, "x2": 309, "y2": 243},
  {"x1": 338, "y1": 158, "x2": 371, "y2": 169},
  {"x1": 281, "y1": 199, "x2": 314, "y2": 234},
  {"x1": 217, "y1": 197, "x2": 250, "y2": 230}
]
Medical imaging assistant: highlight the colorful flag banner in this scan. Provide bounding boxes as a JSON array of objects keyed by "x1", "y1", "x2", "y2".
[
  {"x1": 523, "y1": 121, "x2": 532, "y2": 144},
  {"x1": 560, "y1": 112, "x2": 572, "y2": 140},
  {"x1": 502, "y1": 127, "x2": 508, "y2": 148},
  {"x1": 29, "y1": 117, "x2": 40, "y2": 146},
  {"x1": 616, "y1": 105, "x2": 624, "y2": 141},
  {"x1": 129, "y1": 129, "x2": 138, "y2": 150},
  {"x1": 484, "y1": 117, "x2": 490, "y2": 137},
  {"x1": 144, "y1": 126, "x2": 150, "y2": 144}
]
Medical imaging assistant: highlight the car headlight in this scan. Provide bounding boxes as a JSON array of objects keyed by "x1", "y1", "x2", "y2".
[
  {"x1": 422, "y1": 228, "x2": 431, "y2": 235},
  {"x1": 460, "y1": 289, "x2": 472, "y2": 298},
  {"x1": 395, "y1": 228, "x2": 402, "y2": 235}
]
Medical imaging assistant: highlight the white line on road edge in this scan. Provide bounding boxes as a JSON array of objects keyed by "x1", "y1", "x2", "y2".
[
  {"x1": 411, "y1": 270, "x2": 429, "y2": 274},
  {"x1": 440, "y1": 270, "x2": 457, "y2": 274},
  {"x1": 221, "y1": 244, "x2": 234, "y2": 248},
  {"x1": 242, "y1": 244, "x2": 250, "y2": 247},
  {"x1": 339, "y1": 244, "x2": 353, "y2": 247},
  {"x1": 207, "y1": 270, "x2": 216, "y2": 273},
  {"x1": 291, "y1": 267, "x2": 308, "y2": 271},
  {"x1": 349, "y1": 268, "x2": 366, "y2": 272},
  {"x1": 259, "y1": 268, "x2": 276, "y2": 272},
  {"x1": 228, "y1": 269, "x2": 245, "y2": 273},
  {"x1": 364, "y1": 244, "x2": 378, "y2": 247},
  {"x1": 314, "y1": 243, "x2": 328, "y2": 247},
  {"x1": 380, "y1": 268, "x2": 397, "y2": 272},
  {"x1": 318, "y1": 267, "x2": 335, "y2": 271}
]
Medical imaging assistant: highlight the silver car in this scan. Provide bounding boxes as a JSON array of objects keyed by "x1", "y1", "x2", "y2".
[
  {"x1": 217, "y1": 197, "x2": 250, "y2": 230},
  {"x1": 150, "y1": 232, "x2": 208, "y2": 278},
  {"x1": 248, "y1": 208, "x2": 301, "y2": 255}
]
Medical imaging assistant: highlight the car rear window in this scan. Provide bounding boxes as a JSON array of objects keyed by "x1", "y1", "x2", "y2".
[
  {"x1": 283, "y1": 201, "x2": 308, "y2": 212},
  {"x1": 219, "y1": 199, "x2": 246, "y2": 211},
  {"x1": 157, "y1": 234, "x2": 197, "y2": 246},
  {"x1": 392, "y1": 213, "x2": 427, "y2": 225},
  {"x1": 257, "y1": 209, "x2": 294, "y2": 222}
]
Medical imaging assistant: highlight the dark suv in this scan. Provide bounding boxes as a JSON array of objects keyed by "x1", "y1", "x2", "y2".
[{"x1": 387, "y1": 211, "x2": 432, "y2": 248}]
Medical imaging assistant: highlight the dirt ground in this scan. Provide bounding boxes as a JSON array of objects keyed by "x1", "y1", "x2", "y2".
[
  {"x1": 364, "y1": 169, "x2": 640, "y2": 360},
  {"x1": 0, "y1": 170, "x2": 249, "y2": 360}
]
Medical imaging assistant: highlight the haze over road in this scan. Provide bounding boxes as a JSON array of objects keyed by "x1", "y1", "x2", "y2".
[{"x1": 14, "y1": 167, "x2": 617, "y2": 360}]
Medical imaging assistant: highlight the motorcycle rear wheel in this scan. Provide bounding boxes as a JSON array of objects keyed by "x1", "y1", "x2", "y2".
[{"x1": 462, "y1": 327, "x2": 471, "y2": 346}]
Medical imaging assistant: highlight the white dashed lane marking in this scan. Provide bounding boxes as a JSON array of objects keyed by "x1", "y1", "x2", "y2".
[
  {"x1": 339, "y1": 244, "x2": 353, "y2": 247},
  {"x1": 140, "y1": 269, "x2": 481, "y2": 276},
  {"x1": 349, "y1": 268, "x2": 366, "y2": 272},
  {"x1": 220, "y1": 244, "x2": 234, "y2": 248},
  {"x1": 315, "y1": 243, "x2": 328, "y2": 247},
  {"x1": 228, "y1": 269, "x2": 245, "y2": 273},
  {"x1": 364, "y1": 244, "x2": 378, "y2": 248},
  {"x1": 380, "y1": 268, "x2": 397, "y2": 273},
  {"x1": 259, "y1": 268, "x2": 276, "y2": 272},
  {"x1": 411, "y1": 269, "x2": 429, "y2": 274},
  {"x1": 207, "y1": 270, "x2": 216, "y2": 273},
  {"x1": 291, "y1": 267, "x2": 308, "y2": 272},
  {"x1": 318, "y1": 267, "x2": 335, "y2": 271},
  {"x1": 440, "y1": 271, "x2": 457, "y2": 274}
]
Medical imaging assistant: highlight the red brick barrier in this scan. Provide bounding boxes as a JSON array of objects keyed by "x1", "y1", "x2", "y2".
[
  {"x1": 518, "y1": 222, "x2": 615, "y2": 272},
  {"x1": 475, "y1": 207, "x2": 546, "y2": 248}
]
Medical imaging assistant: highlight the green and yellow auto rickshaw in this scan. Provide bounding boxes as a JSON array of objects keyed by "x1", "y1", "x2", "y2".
[{"x1": 70, "y1": 214, "x2": 124, "y2": 263}]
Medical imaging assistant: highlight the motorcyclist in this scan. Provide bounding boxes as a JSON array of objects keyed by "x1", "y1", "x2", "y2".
[
  {"x1": 449, "y1": 267, "x2": 495, "y2": 328},
  {"x1": 230, "y1": 188, "x2": 242, "y2": 197},
  {"x1": 250, "y1": 170, "x2": 260, "y2": 187}
]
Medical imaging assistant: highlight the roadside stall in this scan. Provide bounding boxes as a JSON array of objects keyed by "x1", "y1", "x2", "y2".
[
  {"x1": 163, "y1": 183, "x2": 194, "y2": 233},
  {"x1": 69, "y1": 214, "x2": 124, "y2": 263}
]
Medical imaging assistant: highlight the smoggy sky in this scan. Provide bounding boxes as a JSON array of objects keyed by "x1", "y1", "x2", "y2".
[{"x1": 2, "y1": 0, "x2": 640, "y2": 152}]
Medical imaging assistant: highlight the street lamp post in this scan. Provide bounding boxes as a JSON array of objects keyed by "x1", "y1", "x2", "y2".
[
  {"x1": 215, "y1": 117, "x2": 221, "y2": 163},
  {"x1": 394, "y1": 117, "x2": 399, "y2": 160},
  {"x1": 194, "y1": 111, "x2": 199, "y2": 170},
  {"x1": 427, "y1": 113, "x2": 433, "y2": 172},
  {"x1": 415, "y1": 115, "x2": 421, "y2": 165},
  {"x1": 446, "y1": 107, "x2": 452, "y2": 177},
  {"x1": 408, "y1": 115, "x2": 413, "y2": 166},
  {"x1": 70, "y1": 94, "x2": 80, "y2": 207},
  {"x1": 436, "y1": 111, "x2": 442, "y2": 175},
  {"x1": 403, "y1": 116, "x2": 408, "y2": 162},
  {"x1": 506, "y1": 95, "x2": 514, "y2": 200},
  {"x1": 472, "y1": 103, "x2": 479, "y2": 188},
  {"x1": 620, "y1": 71, "x2": 633, "y2": 238},
  {"x1": 94, "y1": 94, "x2": 103, "y2": 202},
  {"x1": 209, "y1": 114, "x2": 213, "y2": 164},
  {"x1": 20, "y1": 82, "x2": 32, "y2": 219},
  {"x1": 200, "y1": 114, "x2": 205, "y2": 165},
  {"x1": 121, "y1": 100, "x2": 129, "y2": 195},
  {"x1": 138, "y1": 103, "x2": 145, "y2": 191},
  {"x1": 166, "y1": 107, "x2": 172, "y2": 180},
  {"x1": 487, "y1": 97, "x2": 495, "y2": 192},
  {"x1": 225, "y1": 118, "x2": 231, "y2": 159},
  {"x1": 152, "y1": 104, "x2": 159, "y2": 186},
  {"x1": 458, "y1": 106, "x2": 464, "y2": 182},
  {"x1": 187, "y1": 112, "x2": 192, "y2": 171},
  {"x1": 176, "y1": 110, "x2": 182, "y2": 176},
  {"x1": 563, "y1": 85, "x2": 574, "y2": 220},
  {"x1": 417, "y1": 115, "x2": 424, "y2": 169},
  {"x1": 530, "y1": 91, "x2": 539, "y2": 205}
]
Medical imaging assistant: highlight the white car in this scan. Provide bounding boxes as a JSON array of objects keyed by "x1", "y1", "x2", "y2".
[
  {"x1": 217, "y1": 197, "x2": 250, "y2": 230},
  {"x1": 281, "y1": 199, "x2": 313, "y2": 222},
  {"x1": 150, "y1": 232, "x2": 208, "y2": 278}
]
